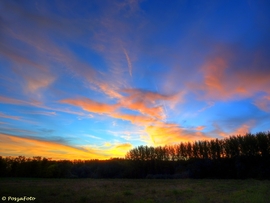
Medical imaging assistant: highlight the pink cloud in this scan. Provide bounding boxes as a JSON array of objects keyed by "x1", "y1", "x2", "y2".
[
  {"x1": 60, "y1": 98, "x2": 119, "y2": 114},
  {"x1": 196, "y1": 126, "x2": 205, "y2": 131},
  {"x1": 24, "y1": 73, "x2": 55, "y2": 94},
  {"x1": 192, "y1": 49, "x2": 270, "y2": 101},
  {"x1": 254, "y1": 95, "x2": 270, "y2": 112}
]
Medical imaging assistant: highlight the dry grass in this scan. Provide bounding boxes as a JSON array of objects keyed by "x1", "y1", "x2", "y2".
[{"x1": 0, "y1": 178, "x2": 269, "y2": 203}]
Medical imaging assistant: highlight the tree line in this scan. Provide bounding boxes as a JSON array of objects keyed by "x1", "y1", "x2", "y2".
[
  {"x1": 0, "y1": 132, "x2": 269, "y2": 179},
  {"x1": 125, "y1": 132, "x2": 270, "y2": 161}
]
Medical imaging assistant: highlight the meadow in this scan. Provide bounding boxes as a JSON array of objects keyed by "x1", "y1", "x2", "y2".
[{"x1": 0, "y1": 178, "x2": 269, "y2": 203}]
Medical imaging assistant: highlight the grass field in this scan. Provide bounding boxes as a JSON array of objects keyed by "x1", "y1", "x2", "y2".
[{"x1": 0, "y1": 178, "x2": 269, "y2": 203}]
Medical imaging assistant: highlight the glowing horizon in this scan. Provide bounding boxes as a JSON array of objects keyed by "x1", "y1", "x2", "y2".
[{"x1": 0, "y1": 0, "x2": 270, "y2": 160}]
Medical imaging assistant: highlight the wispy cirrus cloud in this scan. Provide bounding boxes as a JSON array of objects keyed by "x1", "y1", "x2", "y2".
[
  {"x1": 0, "y1": 96, "x2": 28, "y2": 105},
  {"x1": 110, "y1": 113, "x2": 157, "y2": 125},
  {"x1": 0, "y1": 112, "x2": 39, "y2": 125},
  {"x1": 123, "y1": 48, "x2": 132, "y2": 76},
  {"x1": 20, "y1": 111, "x2": 57, "y2": 116},
  {"x1": 0, "y1": 112, "x2": 20, "y2": 120},
  {"x1": 1, "y1": 0, "x2": 142, "y2": 104},
  {"x1": 0, "y1": 95, "x2": 90, "y2": 117},
  {"x1": 60, "y1": 98, "x2": 119, "y2": 114},
  {"x1": 197, "y1": 102, "x2": 215, "y2": 113},
  {"x1": 84, "y1": 134, "x2": 103, "y2": 140}
]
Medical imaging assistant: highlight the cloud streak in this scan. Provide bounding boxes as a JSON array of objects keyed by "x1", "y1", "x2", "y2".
[
  {"x1": 0, "y1": 133, "x2": 106, "y2": 160},
  {"x1": 123, "y1": 48, "x2": 132, "y2": 76},
  {"x1": 0, "y1": 112, "x2": 20, "y2": 120},
  {"x1": 60, "y1": 98, "x2": 119, "y2": 114}
]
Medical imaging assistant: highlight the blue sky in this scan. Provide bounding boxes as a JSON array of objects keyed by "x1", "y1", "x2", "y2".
[{"x1": 0, "y1": 0, "x2": 270, "y2": 160}]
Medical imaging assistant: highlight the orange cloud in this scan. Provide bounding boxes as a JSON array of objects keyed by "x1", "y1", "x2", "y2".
[
  {"x1": 115, "y1": 143, "x2": 132, "y2": 150},
  {"x1": 100, "y1": 142, "x2": 133, "y2": 158},
  {"x1": 121, "y1": 100, "x2": 165, "y2": 120},
  {"x1": 59, "y1": 91, "x2": 173, "y2": 125},
  {"x1": 196, "y1": 126, "x2": 205, "y2": 131},
  {"x1": 0, "y1": 133, "x2": 107, "y2": 160},
  {"x1": 60, "y1": 98, "x2": 118, "y2": 114},
  {"x1": 59, "y1": 92, "x2": 195, "y2": 146},
  {"x1": 110, "y1": 144, "x2": 133, "y2": 157},
  {"x1": 232, "y1": 124, "x2": 250, "y2": 136},
  {"x1": 146, "y1": 123, "x2": 210, "y2": 146},
  {"x1": 98, "y1": 83, "x2": 123, "y2": 99},
  {"x1": 120, "y1": 88, "x2": 184, "y2": 119}
]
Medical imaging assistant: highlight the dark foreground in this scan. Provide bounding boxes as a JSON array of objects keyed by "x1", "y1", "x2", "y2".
[{"x1": 1, "y1": 178, "x2": 270, "y2": 203}]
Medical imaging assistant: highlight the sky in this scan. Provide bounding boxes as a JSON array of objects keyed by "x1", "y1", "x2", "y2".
[{"x1": 0, "y1": 0, "x2": 270, "y2": 160}]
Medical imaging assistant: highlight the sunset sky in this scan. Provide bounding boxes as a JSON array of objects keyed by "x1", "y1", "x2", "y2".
[{"x1": 1, "y1": 0, "x2": 270, "y2": 160}]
